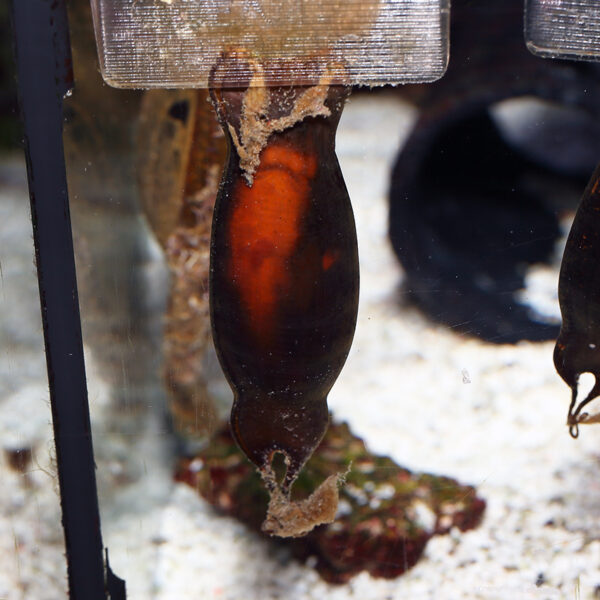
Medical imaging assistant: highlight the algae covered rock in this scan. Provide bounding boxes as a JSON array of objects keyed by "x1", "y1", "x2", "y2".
[{"x1": 175, "y1": 421, "x2": 485, "y2": 583}]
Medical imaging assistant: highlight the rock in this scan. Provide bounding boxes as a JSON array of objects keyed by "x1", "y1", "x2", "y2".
[{"x1": 175, "y1": 420, "x2": 486, "y2": 584}]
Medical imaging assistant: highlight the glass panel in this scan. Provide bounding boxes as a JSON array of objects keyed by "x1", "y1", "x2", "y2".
[
  {"x1": 8, "y1": 0, "x2": 600, "y2": 597},
  {"x1": 0, "y1": 158, "x2": 68, "y2": 596},
  {"x1": 89, "y1": 0, "x2": 450, "y2": 88},
  {"x1": 525, "y1": 0, "x2": 600, "y2": 62}
]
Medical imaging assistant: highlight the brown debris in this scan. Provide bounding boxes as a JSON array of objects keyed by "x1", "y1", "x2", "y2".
[
  {"x1": 262, "y1": 473, "x2": 340, "y2": 538},
  {"x1": 137, "y1": 89, "x2": 228, "y2": 439},
  {"x1": 230, "y1": 78, "x2": 331, "y2": 184},
  {"x1": 211, "y1": 56, "x2": 339, "y2": 184},
  {"x1": 4, "y1": 447, "x2": 33, "y2": 473}
]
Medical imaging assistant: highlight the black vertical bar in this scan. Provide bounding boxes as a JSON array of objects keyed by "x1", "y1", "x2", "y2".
[
  {"x1": 106, "y1": 550, "x2": 126, "y2": 599},
  {"x1": 9, "y1": 1, "x2": 107, "y2": 598}
]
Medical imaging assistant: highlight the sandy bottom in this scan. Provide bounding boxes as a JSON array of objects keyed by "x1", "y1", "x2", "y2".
[{"x1": 2, "y1": 93, "x2": 600, "y2": 599}]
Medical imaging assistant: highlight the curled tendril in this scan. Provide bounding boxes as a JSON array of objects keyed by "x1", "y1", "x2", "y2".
[
  {"x1": 567, "y1": 383, "x2": 600, "y2": 439},
  {"x1": 569, "y1": 423, "x2": 579, "y2": 439}
]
